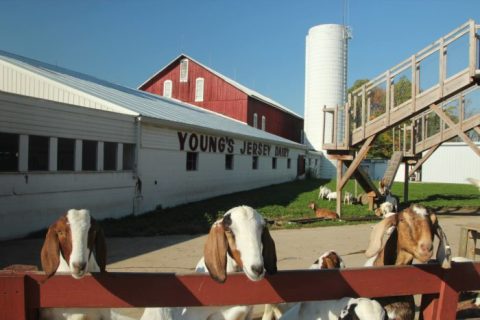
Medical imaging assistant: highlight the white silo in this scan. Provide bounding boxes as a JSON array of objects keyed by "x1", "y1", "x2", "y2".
[{"x1": 304, "y1": 24, "x2": 350, "y2": 177}]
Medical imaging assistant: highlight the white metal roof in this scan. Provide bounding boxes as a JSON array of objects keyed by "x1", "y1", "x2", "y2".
[
  {"x1": 139, "y1": 53, "x2": 303, "y2": 119},
  {"x1": 0, "y1": 50, "x2": 304, "y2": 148}
]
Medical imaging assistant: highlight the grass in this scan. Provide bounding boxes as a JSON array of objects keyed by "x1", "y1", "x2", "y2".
[{"x1": 100, "y1": 178, "x2": 480, "y2": 237}]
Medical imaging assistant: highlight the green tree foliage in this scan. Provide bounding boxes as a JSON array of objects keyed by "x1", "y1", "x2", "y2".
[{"x1": 348, "y1": 76, "x2": 414, "y2": 159}]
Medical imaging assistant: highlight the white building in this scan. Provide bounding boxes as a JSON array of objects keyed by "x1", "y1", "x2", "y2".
[{"x1": 0, "y1": 51, "x2": 306, "y2": 240}]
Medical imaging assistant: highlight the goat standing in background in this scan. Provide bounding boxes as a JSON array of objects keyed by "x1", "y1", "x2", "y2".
[
  {"x1": 364, "y1": 204, "x2": 451, "y2": 320},
  {"x1": 141, "y1": 205, "x2": 277, "y2": 320},
  {"x1": 318, "y1": 186, "x2": 332, "y2": 200}
]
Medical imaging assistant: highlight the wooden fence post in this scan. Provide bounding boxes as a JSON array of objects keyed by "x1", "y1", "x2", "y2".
[{"x1": 0, "y1": 273, "x2": 27, "y2": 320}]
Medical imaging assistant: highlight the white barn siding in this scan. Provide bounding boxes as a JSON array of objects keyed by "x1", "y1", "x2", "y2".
[
  {"x1": 0, "y1": 93, "x2": 137, "y2": 239},
  {"x1": 138, "y1": 124, "x2": 302, "y2": 211},
  {"x1": 0, "y1": 60, "x2": 135, "y2": 115},
  {"x1": 421, "y1": 143, "x2": 480, "y2": 183}
]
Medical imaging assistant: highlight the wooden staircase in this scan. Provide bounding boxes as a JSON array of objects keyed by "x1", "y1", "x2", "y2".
[
  {"x1": 382, "y1": 151, "x2": 404, "y2": 190},
  {"x1": 324, "y1": 20, "x2": 480, "y2": 215}
]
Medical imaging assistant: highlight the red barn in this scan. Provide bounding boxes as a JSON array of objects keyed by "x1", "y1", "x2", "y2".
[{"x1": 139, "y1": 54, "x2": 304, "y2": 143}]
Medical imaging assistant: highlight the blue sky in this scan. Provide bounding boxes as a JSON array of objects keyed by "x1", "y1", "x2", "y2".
[{"x1": 1, "y1": 0, "x2": 479, "y2": 115}]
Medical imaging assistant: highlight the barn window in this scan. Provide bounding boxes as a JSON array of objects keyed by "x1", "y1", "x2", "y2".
[
  {"x1": 253, "y1": 113, "x2": 258, "y2": 128},
  {"x1": 163, "y1": 80, "x2": 172, "y2": 98},
  {"x1": 225, "y1": 154, "x2": 234, "y2": 170},
  {"x1": 57, "y1": 138, "x2": 75, "y2": 171},
  {"x1": 123, "y1": 143, "x2": 135, "y2": 170},
  {"x1": 261, "y1": 116, "x2": 266, "y2": 130},
  {"x1": 29, "y1": 135, "x2": 49, "y2": 171},
  {"x1": 252, "y1": 156, "x2": 258, "y2": 170},
  {"x1": 287, "y1": 158, "x2": 291, "y2": 169},
  {"x1": 104, "y1": 142, "x2": 117, "y2": 171},
  {"x1": 0, "y1": 132, "x2": 19, "y2": 172},
  {"x1": 195, "y1": 77, "x2": 204, "y2": 102},
  {"x1": 180, "y1": 59, "x2": 189, "y2": 82},
  {"x1": 82, "y1": 140, "x2": 97, "y2": 171},
  {"x1": 186, "y1": 152, "x2": 198, "y2": 171},
  {"x1": 272, "y1": 157, "x2": 277, "y2": 169}
]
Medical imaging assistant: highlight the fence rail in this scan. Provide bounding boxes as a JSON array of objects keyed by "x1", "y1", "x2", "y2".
[{"x1": 1, "y1": 262, "x2": 479, "y2": 320}]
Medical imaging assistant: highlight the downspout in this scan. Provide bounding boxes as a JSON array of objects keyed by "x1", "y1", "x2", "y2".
[{"x1": 133, "y1": 116, "x2": 143, "y2": 215}]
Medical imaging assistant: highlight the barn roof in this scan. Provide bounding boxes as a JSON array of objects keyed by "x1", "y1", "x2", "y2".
[
  {"x1": 139, "y1": 53, "x2": 303, "y2": 119},
  {"x1": 0, "y1": 50, "x2": 305, "y2": 148}
]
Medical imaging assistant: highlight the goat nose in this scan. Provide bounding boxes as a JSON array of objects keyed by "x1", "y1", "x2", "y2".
[
  {"x1": 251, "y1": 264, "x2": 264, "y2": 276},
  {"x1": 73, "y1": 262, "x2": 87, "y2": 271},
  {"x1": 420, "y1": 241, "x2": 433, "y2": 253}
]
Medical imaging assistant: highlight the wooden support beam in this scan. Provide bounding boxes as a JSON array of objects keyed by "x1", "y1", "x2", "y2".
[
  {"x1": 336, "y1": 160, "x2": 343, "y2": 218},
  {"x1": 430, "y1": 104, "x2": 480, "y2": 157},
  {"x1": 408, "y1": 143, "x2": 442, "y2": 177},
  {"x1": 327, "y1": 154, "x2": 354, "y2": 161},
  {"x1": 404, "y1": 161, "x2": 409, "y2": 203},
  {"x1": 474, "y1": 126, "x2": 480, "y2": 136},
  {"x1": 338, "y1": 135, "x2": 376, "y2": 191}
]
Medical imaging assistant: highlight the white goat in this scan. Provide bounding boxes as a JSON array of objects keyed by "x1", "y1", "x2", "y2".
[
  {"x1": 262, "y1": 251, "x2": 346, "y2": 320},
  {"x1": 364, "y1": 204, "x2": 451, "y2": 320},
  {"x1": 375, "y1": 202, "x2": 394, "y2": 218},
  {"x1": 40, "y1": 209, "x2": 133, "y2": 320},
  {"x1": 343, "y1": 192, "x2": 353, "y2": 205},
  {"x1": 318, "y1": 186, "x2": 332, "y2": 200},
  {"x1": 141, "y1": 205, "x2": 277, "y2": 320},
  {"x1": 278, "y1": 297, "x2": 389, "y2": 320},
  {"x1": 326, "y1": 192, "x2": 337, "y2": 201}
]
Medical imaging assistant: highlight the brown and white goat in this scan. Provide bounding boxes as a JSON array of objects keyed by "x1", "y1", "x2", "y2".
[
  {"x1": 41, "y1": 209, "x2": 106, "y2": 279},
  {"x1": 40, "y1": 209, "x2": 132, "y2": 320},
  {"x1": 308, "y1": 202, "x2": 339, "y2": 220},
  {"x1": 364, "y1": 204, "x2": 451, "y2": 320},
  {"x1": 141, "y1": 205, "x2": 277, "y2": 320},
  {"x1": 262, "y1": 250, "x2": 346, "y2": 320}
]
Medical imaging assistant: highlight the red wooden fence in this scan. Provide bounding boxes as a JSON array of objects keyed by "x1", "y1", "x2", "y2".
[{"x1": 1, "y1": 262, "x2": 479, "y2": 320}]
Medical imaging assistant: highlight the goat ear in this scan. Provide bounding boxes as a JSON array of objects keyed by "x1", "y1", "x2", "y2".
[
  {"x1": 91, "y1": 219, "x2": 107, "y2": 272},
  {"x1": 365, "y1": 215, "x2": 396, "y2": 258},
  {"x1": 41, "y1": 225, "x2": 60, "y2": 278},
  {"x1": 430, "y1": 215, "x2": 451, "y2": 269},
  {"x1": 204, "y1": 222, "x2": 228, "y2": 283},
  {"x1": 262, "y1": 227, "x2": 277, "y2": 275}
]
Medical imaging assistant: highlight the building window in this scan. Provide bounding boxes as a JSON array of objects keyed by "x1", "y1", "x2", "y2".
[
  {"x1": 82, "y1": 140, "x2": 97, "y2": 171},
  {"x1": 261, "y1": 116, "x2": 266, "y2": 131},
  {"x1": 252, "y1": 156, "x2": 258, "y2": 170},
  {"x1": 123, "y1": 143, "x2": 135, "y2": 170},
  {"x1": 195, "y1": 77, "x2": 204, "y2": 102},
  {"x1": 29, "y1": 135, "x2": 49, "y2": 171},
  {"x1": 57, "y1": 138, "x2": 75, "y2": 171},
  {"x1": 0, "y1": 132, "x2": 19, "y2": 172},
  {"x1": 315, "y1": 159, "x2": 318, "y2": 166},
  {"x1": 272, "y1": 157, "x2": 277, "y2": 169},
  {"x1": 163, "y1": 80, "x2": 172, "y2": 98},
  {"x1": 186, "y1": 152, "x2": 198, "y2": 171},
  {"x1": 253, "y1": 113, "x2": 258, "y2": 128},
  {"x1": 104, "y1": 142, "x2": 117, "y2": 171},
  {"x1": 287, "y1": 158, "x2": 291, "y2": 169},
  {"x1": 225, "y1": 154, "x2": 234, "y2": 170},
  {"x1": 180, "y1": 59, "x2": 189, "y2": 82}
]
